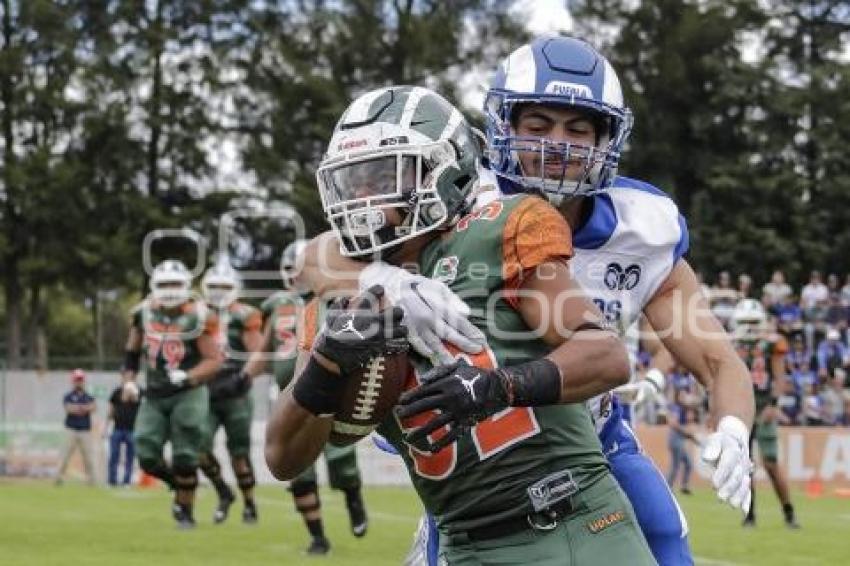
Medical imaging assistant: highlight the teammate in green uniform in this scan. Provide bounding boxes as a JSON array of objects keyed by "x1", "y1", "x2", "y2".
[
  {"x1": 730, "y1": 299, "x2": 799, "y2": 529},
  {"x1": 122, "y1": 259, "x2": 223, "y2": 528},
  {"x1": 243, "y1": 241, "x2": 367, "y2": 555},
  {"x1": 266, "y1": 86, "x2": 656, "y2": 565},
  {"x1": 198, "y1": 259, "x2": 264, "y2": 525}
]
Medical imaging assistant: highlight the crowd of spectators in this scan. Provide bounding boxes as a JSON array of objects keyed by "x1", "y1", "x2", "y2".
[{"x1": 666, "y1": 269, "x2": 850, "y2": 428}]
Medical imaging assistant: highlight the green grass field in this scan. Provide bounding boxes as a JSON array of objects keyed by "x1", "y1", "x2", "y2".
[{"x1": 0, "y1": 480, "x2": 845, "y2": 565}]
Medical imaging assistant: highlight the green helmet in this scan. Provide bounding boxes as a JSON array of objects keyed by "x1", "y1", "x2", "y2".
[{"x1": 316, "y1": 86, "x2": 480, "y2": 257}]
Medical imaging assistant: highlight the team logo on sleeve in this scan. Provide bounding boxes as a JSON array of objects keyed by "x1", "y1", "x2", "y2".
[
  {"x1": 433, "y1": 256, "x2": 459, "y2": 284},
  {"x1": 603, "y1": 263, "x2": 641, "y2": 291}
]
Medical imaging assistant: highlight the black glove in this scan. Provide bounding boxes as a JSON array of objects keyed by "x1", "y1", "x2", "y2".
[
  {"x1": 395, "y1": 361, "x2": 507, "y2": 452},
  {"x1": 314, "y1": 285, "x2": 408, "y2": 376},
  {"x1": 395, "y1": 358, "x2": 561, "y2": 453},
  {"x1": 293, "y1": 285, "x2": 409, "y2": 416},
  {"x1": 208, "y1": 368, "x2": 251, "y2": 401}
]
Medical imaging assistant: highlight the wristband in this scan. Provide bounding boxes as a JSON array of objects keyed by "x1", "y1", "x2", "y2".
[
  {"x1": 124, "y1": 350, "x2": 141, "y2": 373},
  {"x1": 498, "y1": 358, "x2": 562, "y2": 407},
  {"x1": 292, "y1": 357, "x2": 347, "y2": 417}
]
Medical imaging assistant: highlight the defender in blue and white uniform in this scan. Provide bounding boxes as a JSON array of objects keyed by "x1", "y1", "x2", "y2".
[
  {"x1": 293, "y1": 36, "x2": 757, "y2": 566},
  {"x1": 474, "y1": 36, "x2": 757, "y2": 565}
]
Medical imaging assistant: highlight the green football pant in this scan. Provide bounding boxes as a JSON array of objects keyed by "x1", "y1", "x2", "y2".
[
  {"x1": 291, "y1": 443, "x2": 361, "y2": 492},
  {"x1": 754, "y1": 420, "x2": 779, "y2": 463},
  {"x1": 440, "y1": 473, "x2": 656, "y2": 566},
  {"x1": 135, "y1": 386, "x2": 209, "y2": 470},
  {"x1": 200, "y1": 393, "x2": 254, "y2": 458}
]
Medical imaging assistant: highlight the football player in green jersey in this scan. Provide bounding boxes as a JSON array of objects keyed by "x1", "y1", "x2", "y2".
[
  {"x1": 266, "y1": 86, "x2": 656, "y2": 565},
  {"x1": 122, "y1": 259, "x2": 224, "y2": 528},
  {"x1": 730, "y1": 299, "x2": 799, "y2": 529},
  {"x1": 242, "y1": 241, "x2": 368, "y2": 555},
  {"x1": 198, "y1": 259, "x2": 264, "y2": 525}
]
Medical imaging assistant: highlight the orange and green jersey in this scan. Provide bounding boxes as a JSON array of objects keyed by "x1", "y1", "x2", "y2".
[
  {"x1": 300, "y1": 195, "x2": 608, "y2": 535},
  {"x1": 737, "y1": 335, "x2": 788, "y2": 412},
  {"x1": 261, "y1": 291, "x2": 309, "y2": 389},
  {"x1": 214, "y1": 301, "x2": 262, "y2": 368},
  {"x1": 131, "y1": 298, "x2": 219, "y2": 394}
]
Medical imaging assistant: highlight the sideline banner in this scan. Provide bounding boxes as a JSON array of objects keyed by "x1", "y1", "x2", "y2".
[{"x1": 635, "y1": 424, "x2": 850, "y2": 491}]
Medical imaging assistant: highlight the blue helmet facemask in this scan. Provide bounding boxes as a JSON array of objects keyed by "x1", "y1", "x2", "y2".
[{"x1": 484, "y1": 36, "x2": 633, "y2": 205}]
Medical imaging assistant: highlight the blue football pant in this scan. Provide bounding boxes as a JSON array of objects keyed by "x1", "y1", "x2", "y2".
[{"x1": 607, "y1": 422, "x2": 694, "y2": 566}]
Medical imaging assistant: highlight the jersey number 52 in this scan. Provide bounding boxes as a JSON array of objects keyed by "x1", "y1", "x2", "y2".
[{"x1": 398, "y1": 345, "x2": 541, "y2": 480}]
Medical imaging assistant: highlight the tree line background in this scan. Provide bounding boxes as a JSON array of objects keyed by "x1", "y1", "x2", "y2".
[{"x1": 1, "y1": 0, "x2": 848, "y2": 369}]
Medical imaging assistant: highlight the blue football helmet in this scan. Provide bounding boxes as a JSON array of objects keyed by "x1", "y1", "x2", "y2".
[{"x1": 484, "y1": 36, "x2": 633, "y2": 203}]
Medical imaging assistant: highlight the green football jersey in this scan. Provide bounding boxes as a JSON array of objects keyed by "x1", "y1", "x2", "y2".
[
  {"x1": 131, "y1": 298, "x2": 219, "y2": 393},
  {"x1": 737, "y1": 334, "x2": 788, "y2": 412},
  {"x1": 213, "y1": 301, "x2": 263, "y2": 367},
  {"x1": 260, "y1": 291, "x2": 309, "y2": 389},
  {"x1": 303, "y1": 194, "x2": 609, "y2": 535}
]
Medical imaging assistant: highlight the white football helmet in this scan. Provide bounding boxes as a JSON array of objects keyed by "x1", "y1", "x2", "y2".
[
  {"x1": 280, "y1": 239, "x2": 308, "y2": 292},
  {"x1": 202, "y1": 259, "x2": 241, "y2": 308},
  {"x1": 317, "y1": 85, "x2": 479, "y2": 257},
  {"x1": 150, "y1": 259, "x2": 192, "y2": 308},
  {"x1": 731, "y1": 298, "x2": 767, "y2": 343}
]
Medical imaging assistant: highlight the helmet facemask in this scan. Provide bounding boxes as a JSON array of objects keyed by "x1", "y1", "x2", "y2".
[
  {"x1": 202, "y1": 262, "x2": 240, "y2": 309},
  {"x1": 152, "y1": 279, "x2": 191, "y2": 308},
  {"x1": 317, "y1": 139, "x2": 459, "y2": 258},
  {"x1": 202, "y1": 280, "x2": 238, "y2": 309},
  {"x1": 732, "y1": 321, "x2": 763, "y2": 344},
  {"x1": 150, "y1": 260, "x2": 192, "y2": 308},
  {"x1": 485, "y1": 91, "x2": 632, "y2": 205}
]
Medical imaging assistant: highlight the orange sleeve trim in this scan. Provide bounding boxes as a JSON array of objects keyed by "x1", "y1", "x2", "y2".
[
  {"x1": 502, "y1": 197, "x2": 573, "y2": 307},
  {"x1": 298, "y1": 299, "x2": 321, "y2": 352}
]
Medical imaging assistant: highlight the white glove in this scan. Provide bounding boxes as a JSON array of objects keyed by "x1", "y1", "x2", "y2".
[
  {"x1": 615, "y1": 368, "x2": 665, "y2": 405},
  {"x1": 167, "y1": 368, "x2": 189, "y2": 387},
  {"x1": 701, "y1": 415, "x2": 752, "y2": 513},
  {"x1": 359, "y1": 262, "x2": 486, "y2": 364}
]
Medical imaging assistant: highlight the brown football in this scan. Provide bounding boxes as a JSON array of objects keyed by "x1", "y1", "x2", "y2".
[{"x1": 329, "y1": 351, "x2": 410, "y2": 446}]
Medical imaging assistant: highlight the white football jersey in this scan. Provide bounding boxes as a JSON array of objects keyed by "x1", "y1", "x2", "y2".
[
  {"x1": 476, "y1": 172, "x2": 689, "y2": 433},
  {"x1": 570, "y1": 177, "x2": 688, "y2": 432}
]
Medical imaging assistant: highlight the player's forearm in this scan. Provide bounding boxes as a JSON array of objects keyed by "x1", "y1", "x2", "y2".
[
  {"x1": 265, "y1": 390, "x2": 331, "y2": 480},
  {"x1": 546, "y1": 330, "x2": 630, "y2": 403},
  {"x1": 243, "y1": 325, "x2": 273, "y2": 378},
  {"x1": 242, "y1": 350, "x2": 267, "y2": 379},
  {"x1": 705, "y1": 353, "x2": 755, "y2": 429},
  {"x1": 301, "y1": 231, "x2": 363, "y2": 297}
]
